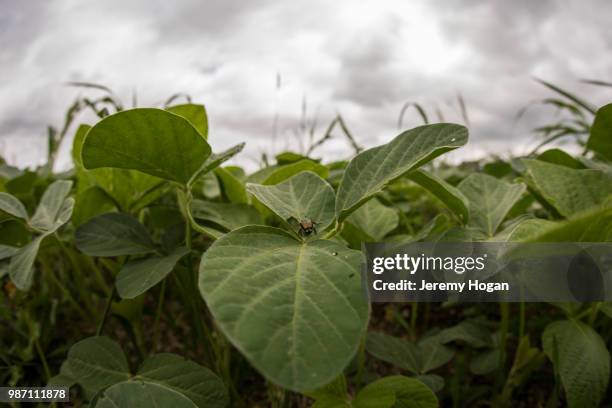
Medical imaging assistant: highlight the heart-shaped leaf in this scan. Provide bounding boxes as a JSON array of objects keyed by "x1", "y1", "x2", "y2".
[
  {"x1": 246, "y1": 171, "x2": 336, "y2": 232},
  {"x1": 199, "y1": 226, "x2": 369, "y2": 392},
  {"x1": 135, "y1": 353, "x2": 228, "y2": 408},
  {"x1": 82, "y1": 108, "x2": 211, "y2": 184},
  {"x1": 336, "y1": 123, "x2": 468, "y2": 221},
  {"x1": 458, "y1": 173, "x2": 526, "y2": 237},
  {"x1": 75, "y1": 213, "x2": 156, "y2": 256},
  {"x1": 116, "y1": 247, "x2": 189, "y2": 299},
  {"x1": 588, "y1": 103, "x2": 612, "y2": 161},
  {"x1": 543, "y1": 320, "x2": 610, "y2": 408},
  {"x1": 522, "y1": 159, "x2": 612, "y2": 218}
]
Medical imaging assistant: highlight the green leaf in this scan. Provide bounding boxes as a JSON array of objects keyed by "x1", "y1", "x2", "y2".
[
  {"x1": 82, "y1": 108, "x2": 211, "y2": 184},
  {"x1": 72, "y1": 186, "x2": 117, "y2": 227},
  {"x1": 263, "y1": 160, "x2": 329, "y2": 185},
  {"x1": 346, "y1": 198, "x2": 399, "y2": 241},
  {"x1": 116, "y1": 247, "x2": 189, "y2": 299},
  {"x1": 587, "y1": 103, "x2": 612, "y2": 161},
  {"x1": 75, "y1": 213, "x2": 157, "y2": 256},
  {"x1": 418, "y1": 335, "x2": 455, "y2": 373},
  {"x1": 29, "y1": 180, "x2": 73, "y2": 231},
  {"x1": 353, "y1": 376, "x2": 437, "y2": 408},
  {"x1": 522, "y1": 159, "x2": 612, "y2": 218},
  {"x1": 66, "y1": 336, "x2": 130, "y2": 396},
  {"x1": 366, "y1": 332, "x2": 453, "y2": 374},
  {"x1": 522, "y1": 206, "x2": 612, "y2": 242},
  {"x1": 470, "y1": 348, "x2": 500, "y2": 375},
  {"x1": 336, "y1": 123, "x2": 468, "y2": 221},
  {"x1": 166, "y1": 104, "x2": 208, "y2": 138},
  {"x1": 0, "y1": 244, "x2": 18, "y2": 260},
  {"x1": 215, "y1": 167, "x2": 248, "y2": 204},
  {"x1": 189, "y1": 143, "x2": 245, "y2": 186},
  {"x1": 72, "y1": 124, "x2": 91, "y2": 168},
  {"x1": 246, "y1": 171, "x2": 336, "y2": 232},
  {"x1": 407, "y1": 169, "x2": 469, "y2": 223},
  {"x1": 306, "y1": 375, "x2": 350, "y2": 407},
  {"x1": 366, "y1": 332, "x2": 420, "y2": 373},
  {"x1": 458, "y1": 173, "x2": 526, "y2": 236},
  {"x1": 191, "y1": 200, "x2": 261, "y2": 231},
  {"x1": 8, "y1": 235, "x2": 45, "y2": 291},
  {"x1": 95, "y1": 381, "x2": 197, "y2": 408},
  {"x1": 0, "y1": 192, "x2": 28, "y2": 220},
  {"x1": 199, "y1": 226, "x2": 369, "y2": 392},
  {"x1": 537, "y1": 148, "x2": 585, "y2": 169},
  {"x1": 542, "y1": 320, "x2": 610, "y2": 408},
  {"x1": 135, "y1": 353, "x2": 228, "y2": 408},
  {"x1": 438, "y1": 320, "x2": 493, "y2": 348}
]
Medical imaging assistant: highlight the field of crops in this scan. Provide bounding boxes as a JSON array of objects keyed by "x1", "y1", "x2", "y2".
[{"x1": 1, "y1": 82, "x2": 612, "y2": 407}]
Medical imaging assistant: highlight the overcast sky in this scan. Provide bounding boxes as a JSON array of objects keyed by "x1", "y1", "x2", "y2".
[{"x1": 1, "y1": 0, "x2": 611, "y2": 171}]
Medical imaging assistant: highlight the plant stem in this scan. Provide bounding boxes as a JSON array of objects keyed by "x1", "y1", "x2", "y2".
[
  {"x1": 410, "y1": 302, "x2": 419, "y2": 334},
  {"x1": 152, "y1": 279, "x2": 166, "y2": 353},
  {"x1": 35, "y1": 339, "x2": 51, "y2": 382},
  {"x1": 518, "y1": 301, "x2": 525, "y2": 339},
  {"x1": 588, "y1": 302, "x2": 601, "y2": 325},
  {"x1": 96, "y1": 287, "x2": 116, "y2": 336},
  {"x1": 496, "y1": 302, "x2": 510, "y2": 394},
  {"x1": 355, "y1": 334, "x2": 366, "y2": 391}
]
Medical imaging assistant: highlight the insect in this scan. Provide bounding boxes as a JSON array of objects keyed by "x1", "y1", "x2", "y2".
[{"x1": 298, "y1": 218, "x2": 317, "y2": 236}]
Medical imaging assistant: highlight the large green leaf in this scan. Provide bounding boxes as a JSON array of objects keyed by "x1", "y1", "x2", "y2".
[
  {"x1": 522, "y1": 159, "x2": 612, "y2": 218},
  {"x1": 0, "y1": 192, "x2": 28, "y2": 220},
  {"x1": 116, "y1": 247, "x2": 189, "y2": 299},
  {"x1": 542, "y1": 320, "x2": 610, "y2": 408},
  {"x1": 336, "y1": 123, "x2": 468, "y2": 221},
  {"x1": 353, "y1": 376, "x2": 437, "y2": 408},
  {"x1": 588, "y1": 103, "x2": 612, "y2": 161},
  {"x1": 66, "y1": 336, "x2": 130, "y2": 396},
  {"x1": 246, "y1": 171, "x2": 336, "y2": 232},
  {"x1": 346, "y1": 198, "x2": 398, "y2": 241},
  {"x1": 199, "y1": 226, "x2": 369, "y2": 392},
  {"x1": 75, "y1": 213, "x2": 157, "y2": 256},
  {"x1": 135, "y1": 353, "x2": 228, "y2": 408},
  {"x1": 166, "y1": 104, "x2": 208, "y2": 138},
  {"x1": 458, "y1": 173, "x2": 526, "y2": 236},
  {"x1": 95, "y1": 381, "x2": 197, "y2": 408},
  {"x1": 29, "y1": 180, "x2": 73, "y2": 231},
  {"x1": 407, "y1": 169, "x2": 469, "y2": 223},
  {"x1": 191, "y1": 200, "x2": 261, "y2": 231},
  {"x1": 82, "y1": 108, "x2": 211, "y2": 184}
]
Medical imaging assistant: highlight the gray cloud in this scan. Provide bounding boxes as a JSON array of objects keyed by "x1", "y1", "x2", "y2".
[{"x1": 0, "y1": 0, "x2": 611, "y2": 170}]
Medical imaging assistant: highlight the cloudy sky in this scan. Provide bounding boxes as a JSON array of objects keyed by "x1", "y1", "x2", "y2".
[{"x1": 1, "y1": 0, "x2": 611, "y2": 171}]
